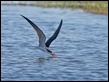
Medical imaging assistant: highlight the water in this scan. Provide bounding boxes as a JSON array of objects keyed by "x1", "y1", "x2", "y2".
[{"x1": 1, "y1": 5, "x2": 108, "y2": 81}]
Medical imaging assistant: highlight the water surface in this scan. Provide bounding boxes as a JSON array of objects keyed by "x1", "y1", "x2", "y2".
[{"x1": 1, "y1": 5, "x2": 108, "y2": 81}]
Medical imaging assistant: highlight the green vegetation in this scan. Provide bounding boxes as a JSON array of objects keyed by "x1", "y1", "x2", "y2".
[
  {"x1": 35, "y1": 1, "x2": 108, "y2": 15},
  {"x1": 1, "y1": 1, "x2": 108, "y2": 15}
]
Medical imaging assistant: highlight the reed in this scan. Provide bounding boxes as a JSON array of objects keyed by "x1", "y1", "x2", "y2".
[
  {"x1": 2, "y1": 1, "x2": 108, "y2": 15},
  {"x1": 35, "y1": 1, "x2": 108, "y2": 15}
]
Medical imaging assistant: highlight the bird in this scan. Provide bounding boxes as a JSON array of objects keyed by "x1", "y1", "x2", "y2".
[{"x1": 21, "y1": 15, "x2": 63, "y2": 58}]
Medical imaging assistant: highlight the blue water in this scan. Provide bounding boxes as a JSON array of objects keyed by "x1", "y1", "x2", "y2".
[{"x1": 1, "y1": 5, "x2": 108, "y2": 81}]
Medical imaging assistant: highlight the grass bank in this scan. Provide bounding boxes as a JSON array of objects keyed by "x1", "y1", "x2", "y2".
[
  {"x1": 2, "y1": 1, "x2": 108, "y2": 15},
  {"x1": 35, "y1": 1, "x2": 108, "y2": 15}
]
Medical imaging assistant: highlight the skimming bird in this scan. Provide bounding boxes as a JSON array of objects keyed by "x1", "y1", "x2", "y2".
[{"x1": 21, "y1": 15, "x2": 63, "y2": 58}]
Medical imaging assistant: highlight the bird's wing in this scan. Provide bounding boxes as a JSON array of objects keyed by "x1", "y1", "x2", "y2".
[
  {"x1": 21, "y1": 15, "x2": 46, "y2": 48},
  {"x1": 45, "y1": 19, "x2": 63, "y2": 47}
]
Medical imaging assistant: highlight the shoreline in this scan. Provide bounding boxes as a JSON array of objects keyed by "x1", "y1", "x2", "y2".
[{"x1": 1, "y1": 1, "x2": 108, "y2": 15}]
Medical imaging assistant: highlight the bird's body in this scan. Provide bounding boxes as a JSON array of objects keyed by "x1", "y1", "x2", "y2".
[{"x1": 21, "y1": 15, "x2": 63, "y2": 58}]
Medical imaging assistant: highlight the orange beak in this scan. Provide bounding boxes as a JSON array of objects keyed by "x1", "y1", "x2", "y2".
[{"x1": 51, "y1": 52, "x2": 56, "y2": 58}]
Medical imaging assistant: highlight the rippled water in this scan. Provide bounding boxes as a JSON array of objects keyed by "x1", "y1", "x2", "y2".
[{"x1": 1, "y1": 5, "x2": 108, "y2": 81}]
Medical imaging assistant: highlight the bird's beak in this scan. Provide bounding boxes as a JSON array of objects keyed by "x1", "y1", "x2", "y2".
[{"x1": 51, "y1": 52, "x2": 56, "y2": 58}]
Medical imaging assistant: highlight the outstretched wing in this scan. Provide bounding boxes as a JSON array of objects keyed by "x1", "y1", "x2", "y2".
[
  {"x1": 21, "y1": 15, "x2": 46, "y2": 48},
  {"x1": 45, "y1": 19, "x2": 63, "y2": 47}
]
